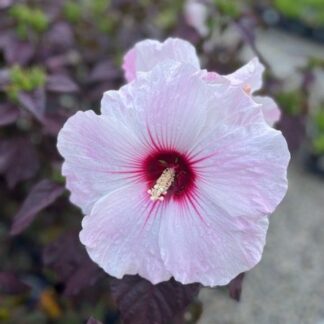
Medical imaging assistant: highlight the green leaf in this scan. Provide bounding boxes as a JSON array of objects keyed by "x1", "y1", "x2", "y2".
[
  {"x1": 9, "y1": 4, "x2": 49, "y2": 34},
  {"x1": 63, "y1": 1, "x2": 83, "y2": 23},
  {"x1": 314, "y1": 109, "x2": 324, "y2": 132},
  {"x1": 276, "y1": 91, "x2": 302, "y2": 116},
  {"x1": 313, "y1": 134, "x2": 324, "y2": 154}
]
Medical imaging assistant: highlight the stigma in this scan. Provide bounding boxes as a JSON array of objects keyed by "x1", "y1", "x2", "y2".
[
  {"x1": 243, "y1": 84, "x2": 252, "y2": 95},
  {"x1": 147, "y1": 168, "x2": 175, "y2": 201}
]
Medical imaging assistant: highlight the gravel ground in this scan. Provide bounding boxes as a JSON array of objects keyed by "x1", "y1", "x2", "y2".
[{"x1": 198, "y1": 158, "x2": 324, "y2": 324}]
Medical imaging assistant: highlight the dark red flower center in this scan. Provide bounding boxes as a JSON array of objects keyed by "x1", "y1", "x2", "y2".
[{"x1": 142, "y1": 150, "x2": 195, "y2": 201}]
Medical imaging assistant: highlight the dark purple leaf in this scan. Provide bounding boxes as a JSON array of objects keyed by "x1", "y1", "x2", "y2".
[
  {"x1": 0, "y1": 272, "x2": 30, "y2": 295},
  {"x1": 0, "y1": 138, "x2": 39, "y2": 189},
  {"x1": 174, "y1": 17, "x2": 201, "y2": 45},
  {"x1": 0, "y1": 104, "x2": 19, "y2": 126},
  {"x1": 88, "y1": 60, "x2": 119, "y2": 83},
  {"x1": 46, "y1": 74, "x2": 79, "y2": 93},
  {"x1": 0, "y1": 0, "x2": 13, "y2": 9},
  {"x1": 43, "y1": 232, "x2": 104, "y2": 296},
  {"x1": 0, "y1": 140, "x2": 12, "y2": 172},
  {"x1": 0, "y1": 69, "x2": 10, "y2": 90},
  {"x1": 45, "y1": 53, "x2": 71, "y2": 71},
  {"x1": 43, "y1": 232, "x2": 82, "y2": 281},
  {"x1": 228, "y1": 273, "x2": 245, "y2": 302},
  {"x1": 45, "y1": 0, "x2": 66, "y2": 21},
  {"x1": 18, "y1": 88, "x2": 46, "y2": 121},
  {"x1": 86, "y1": 81, "x2": 115, "y2": 102},
  {"x1": 110, "y1": 275, "x2": 200, "y2": 324},
  {"x1": 4, "y1": 37, "x2": 35, "y2": 65},
  {"x1": 87, "y1": 316, "x2": 103, "y2": 324},
  {"x1": 278, "y1": 114, "x2": 306, "y2": 152},
  {"x1": 10, "y1": 179, "x2": 64, "y2": 236},
  {"x1": 46, "y1": 22, "x2": 74, "y2": 50},
  {"x1": 64, "y1": 259, "x2": 103, "y2": 296},
  {"x1": 45, "y1": 51, "x2": 82, "y2": 72},
  {"x1": 0, "y1": 34, "x2": 7, "y2": 48},
  {"x1": 41, "y1": 111, "x2": 70, "y2": 136}
]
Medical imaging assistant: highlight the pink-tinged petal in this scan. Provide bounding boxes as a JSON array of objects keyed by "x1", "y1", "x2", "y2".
[
  {"x1": 57, "y1": 111, "x2": 148, "y2": 214},
  {"x1": 159, "y1": 193, "x2": 269, "y2": 286},
  {"x1": 80, "y1": 182, "x2": 171, "y2": 284},
  {"x1": 159, "y1": 90, "x2": 288, "y2": 286},
  {"x1": 195, "y1": 86, "x2": 261, "y2": 135},
  {"x1": 200, "y1": 71, "x2": 231, "y2": 90},
  {"x1": 202, "y1": 71, "x2": 220, "y2": 82},
  {"x1": 103, "y1": 61, "x2": 217, "y2": 153},
  {"x1": 225, "y1": 57, "x2": 265, "y2": 92},
  {"x1": 122, "y1": 48, "x2": 136, "y2": 83},
  {"x1": 189, "y1": 106, "x2": 289, "y2": 217},
  {"x1": 122, "y1": 38, "x2": 200, "y2": 82},
  {"x1": 193, "y1": 129, "x2": 289, "y2": 217},
  {"x1": 254, "y1": 96, "x2": 281, "y2": 126}
]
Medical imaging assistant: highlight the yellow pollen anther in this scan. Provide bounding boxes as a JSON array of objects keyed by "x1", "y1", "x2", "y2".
[
  {"x1": 147, "y1": 168, "x2": 175, "y2": 201},
  {"x1": 243, "y1": 84, "x2": 252, "y2": 95}
]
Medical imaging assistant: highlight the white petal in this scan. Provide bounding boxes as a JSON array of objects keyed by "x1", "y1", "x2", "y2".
[
  {"x1": 254, "y1": 95, "x2": 281, "y2": 126},
  {"x1": 57, "y1": 111, "x2": 148, "y2": 213},
  {"x1": 122, "y1": 38, "x2": 200, "y2": 82},
  {"x1": 189, "y1": 111, "x2": 289, "y2": 217},
  {"x1": 80, "y1": 182, "x2": 171, "y2": 284},
  {"x1": 225, "y1": 57, "x2": 265, "y2": 92},
  {"x1": 159, "y1": 193, "x2": 269, "y2": 286},
  {"x1": 102, "y1": 61, "x2": 216, "y2": 153}
]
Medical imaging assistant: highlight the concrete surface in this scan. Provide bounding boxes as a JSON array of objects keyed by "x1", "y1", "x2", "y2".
[
  {"x1": 241, "y1": 28, "x2": 324, "y2": 108},
  {"x1": 198, "y1": 159, "x2": 324, "y2": 324}
]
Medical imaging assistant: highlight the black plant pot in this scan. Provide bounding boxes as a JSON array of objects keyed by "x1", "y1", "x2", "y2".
[{"x1": 304, "y1": 152, "x2": 324, "y2": 178}]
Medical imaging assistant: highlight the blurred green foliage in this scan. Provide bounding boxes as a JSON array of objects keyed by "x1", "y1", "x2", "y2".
[
  {"x1": 64, "y1": 0, "x2": 115, "y2": 33},
  {"x1": 88, "y1": 0, "x2": 111, "y2": 16},
  {"x1": 213, "y1": 0, "x2": 243, "y2": 18},
  {"x1": 63, "y1": 1, "x2": 83, "y2": 23},
  {"x1": 308, "y1": 57, "x2": 324, "y2": 69},
  {"x1": 7, "y1": 65, "x2": 47, "y2": 101},
  {"x1": 155, "y1": 7, "x2": 178, "y2": 29},
  {"x1": 312, "y1": 108, "x2": 324, "y2": 154},
  {"x1": 9, "y1": 4, "x2": 49, "y2": 38},
  {"x1": 276, "y1": 91, "x2": 303, "y2": 116},
  {"x1": 313, "y1": 134, "x2": 324, "y2": 153},
  {"x1": 314, "y1": 109, "x2": 324, "y2": 132},
  {"x1": 274, "y1": 0, "x2": 324, "y2": 26}
]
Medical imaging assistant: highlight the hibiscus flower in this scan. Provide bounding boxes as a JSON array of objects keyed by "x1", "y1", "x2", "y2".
[
  {"x1": 57, "y1": 46, "x2": 289, "y2": 287},
  {"x1": 123, "y1": 38, "x2": 281, "y2": 126}
]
